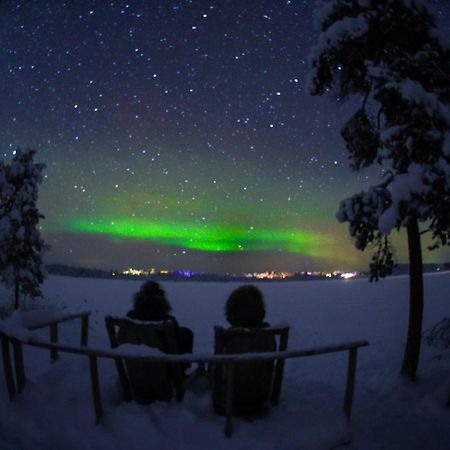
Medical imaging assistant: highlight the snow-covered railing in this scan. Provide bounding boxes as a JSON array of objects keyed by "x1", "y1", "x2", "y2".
[
  {"x1": 0, "y1": 324, "x2": 369, "y2": 437},
  {"x1": 0, "y1": 310, "x2": 91, "y2": 395},
  {"x1": 24, "y1": 310, "x2": 91, "y2": 361}
]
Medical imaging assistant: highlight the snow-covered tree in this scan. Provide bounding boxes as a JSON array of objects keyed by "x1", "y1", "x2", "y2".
[
  {"x1": 308, "y1": 0, "x2": 450, "y2": 380},
  {"x1": 0, "y1": 148, "x2": 48, "y2": 309}
]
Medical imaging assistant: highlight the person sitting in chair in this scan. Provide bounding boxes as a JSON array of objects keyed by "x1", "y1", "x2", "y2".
[
  {"x1": 117, "y1": 281, "x2": 193, "y2": 403},
  {"x1": 213, "y1": 285, "x2": 276, "y2": 416},
  {"x1": 126, "y1": 280, "x2": 193, "y2": 356}
]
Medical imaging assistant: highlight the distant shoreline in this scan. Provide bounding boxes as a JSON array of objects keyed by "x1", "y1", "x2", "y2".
[{"x1": 45, "y1": 263, "x2": 449, "y2": 283}]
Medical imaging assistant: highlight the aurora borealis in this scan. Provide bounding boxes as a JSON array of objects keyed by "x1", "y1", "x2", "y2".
[
  {"x1": 1, "y1": 0, "x2": 450, "y2": 273},
  {"x1": 68, "y1": 218, "x2": 327, "y2": 254}
]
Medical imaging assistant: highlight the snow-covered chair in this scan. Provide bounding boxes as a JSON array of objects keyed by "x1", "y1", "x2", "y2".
[
  {"x1": 211, "y1": 324, "x2": 289, "y2": 419},
  {"x1": 105, "y1": 316, "x2": 184, "y2": 404}
]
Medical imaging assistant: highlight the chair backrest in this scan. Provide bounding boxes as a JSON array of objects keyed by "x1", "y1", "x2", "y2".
[
  {"x1": 105, "y1": 316, "x2": 178, "y2": 352},
  {"x1": 212, "y1": 324, "x2": 289, "y2": 416},
  {"x1": 105, "y1": 316, "x2": 183, "y2": 404}
]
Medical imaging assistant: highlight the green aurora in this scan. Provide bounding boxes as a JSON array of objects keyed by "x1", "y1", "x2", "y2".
[{"x1": 67, "y1": 218, "x2": 330, "y2": 256}]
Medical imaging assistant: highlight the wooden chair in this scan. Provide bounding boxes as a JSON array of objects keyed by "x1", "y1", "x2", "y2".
[
  {"x1": 211, "y1": 324, "x2": 289, "y2": 430},
  {"x1": 105, "y1": 316, "x2": 184, "y2": 404}
]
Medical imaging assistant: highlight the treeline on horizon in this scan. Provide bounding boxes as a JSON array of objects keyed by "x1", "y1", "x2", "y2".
[{"x1": 45, "y1": 263, "x2": 450, "y2": 282}]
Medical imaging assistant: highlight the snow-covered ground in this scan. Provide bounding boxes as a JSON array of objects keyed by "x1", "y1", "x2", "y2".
[{"x1": 1, "y1": 273, "x2": 449, "y2": 449}]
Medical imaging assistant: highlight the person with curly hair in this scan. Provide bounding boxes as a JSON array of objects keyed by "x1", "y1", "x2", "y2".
[
  {"x1": 126, "y1": 280, "x2": 193, "y2": 355},
  {"x1": 225, "y1": 284, "x2": 268, "y2": 328},
  {"x1": 213, "y1": 285, "x2": 276, "y2": 416}
]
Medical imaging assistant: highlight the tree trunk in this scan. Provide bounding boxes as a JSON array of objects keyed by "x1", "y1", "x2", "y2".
[
  {"x1": 14, "y1": 278, "x2": 19, "y2": 310},
  {"x1": 401, "y1": 218, "x2": 423, "y2": 380}
]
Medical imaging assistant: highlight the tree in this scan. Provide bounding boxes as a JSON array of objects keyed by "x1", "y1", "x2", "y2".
[
  {"x1": 0, "y1": 148, "x2": 48, "y2": 309},
  {"x1": 308, "y1": 0, "x2": 450, "y2": 380}
]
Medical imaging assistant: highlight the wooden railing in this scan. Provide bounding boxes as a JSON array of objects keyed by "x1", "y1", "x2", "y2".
[
  {"x1": 0, "y1": 318, "x2": 368, "y2": 437},
  {"x1": 1, "y1": 311, "x2": 91, "y2": 396},
  {"x1": 26, "y1": 311, "x2": 91, "y2": 361}
]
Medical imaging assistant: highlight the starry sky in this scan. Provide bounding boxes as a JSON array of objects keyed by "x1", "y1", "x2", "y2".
[{"x1": 1, "y1": 0, "x2": 450, "y2": 274}]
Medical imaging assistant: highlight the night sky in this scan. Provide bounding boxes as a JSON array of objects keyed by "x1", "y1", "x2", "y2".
[{"x1": 1, "y1": 0, "x2": 450, "y2": 273}]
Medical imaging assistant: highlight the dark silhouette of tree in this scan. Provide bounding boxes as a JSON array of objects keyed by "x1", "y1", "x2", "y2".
[
  {"x1": 0, "y1": 148, "x2": 48, "y2": 309},
  {"x1": 308, "y1": 0, "x2": 450, "y2": 380}
]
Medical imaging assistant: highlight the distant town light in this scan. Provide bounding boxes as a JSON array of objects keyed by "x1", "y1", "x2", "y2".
[
  {"x1": 120, "y1": 266, "x2": 362, "y2": 281},
  {"x1": 340, "y1": 272, "x2": 357, "y2": 279}
]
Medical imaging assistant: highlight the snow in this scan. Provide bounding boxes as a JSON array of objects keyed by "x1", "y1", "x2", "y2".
[
  {"x1": 20, "y1": 309, "x2": 63, "y2": 329},
  {"x1": 1, "y1": 273, "x2": 450, "y2": 449},
  {"x1": 424, "y1": 317, "x2": 450, "y2": 349},
  {"x1": 307, "y1": 13, "x2": 369, "y2": 94},
  {"x1": 0, "y1": 148, "x2": 47, "y2": 293},
  {"x1": 378, "y1": 169, "x2": 424, "y2": 233},
  {"x1": 0, "y1": 313, "x2": 37, "y2": 342},
  {"x1": 393, "y1": 79, "x2": 450, "y2": 126}
]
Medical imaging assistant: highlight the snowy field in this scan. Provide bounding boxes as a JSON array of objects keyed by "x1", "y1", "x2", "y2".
[{"x1": 0, "y1": 273, "x2": 449, "y2": 450}]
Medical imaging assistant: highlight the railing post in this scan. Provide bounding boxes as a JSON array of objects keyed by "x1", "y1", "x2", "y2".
[
  {"x1": 104, "y1": 318, "x2": 132, "y2": 402},
  {"x1": 12, "y1": 339, "x2": 26, "y2": 392},
  {"x1": 224, "y1": 361, "x2": 235, "y2": 438},
  {"x1": 50, "y1": 323, "x2": 59, "y2": 361},
  {"x1": 343, "y1": 347, "x2": 358, "y2": 421},
  {"x1": 89, "y1": 355, "x2": 103, "y2": 424},
  {"x1": 1, "y1": 333, "x2": 16, "y2": 400},
  {"x1": 272, "y1": 327, "x2": 289, "y2": 405},
  {"x1": 81, "y1": 314, "x2": 89, "y2": 346}
]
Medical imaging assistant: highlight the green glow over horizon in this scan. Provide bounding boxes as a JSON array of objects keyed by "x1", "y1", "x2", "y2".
[{"x1": 67, "y1": 218, "x2": 328, "y2": 256}]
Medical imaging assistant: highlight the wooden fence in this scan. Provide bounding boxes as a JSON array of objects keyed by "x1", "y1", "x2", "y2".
[{"x1": 1, "y1": 312, "x2": 369, "y2": 437}]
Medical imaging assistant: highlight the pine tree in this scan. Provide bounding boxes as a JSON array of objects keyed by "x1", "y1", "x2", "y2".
[
  {"x1": 308, "y1": 0, "x2": 450, "y2": 380},
  {"x1": 0, "y1": 148, "x2": 48, "y2": 309}
]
